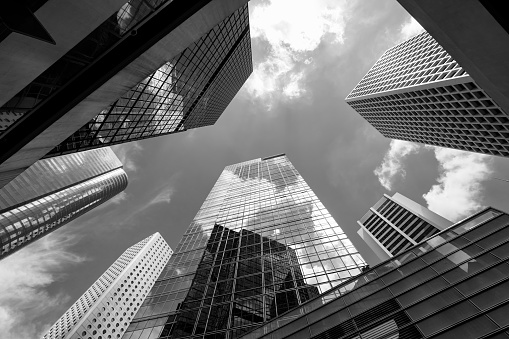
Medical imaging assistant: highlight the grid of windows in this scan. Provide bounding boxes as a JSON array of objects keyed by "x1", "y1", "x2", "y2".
[
  {"x1": 0, "y1": 0, "x2": 174, "y2": 133},
  {"x1": 242, "y1": 208, "x2": 509, "y2": 339},
  {"x1": 46, "y1": 5, "x2": 253, "y2": 157},
  {"x1": 122, "y1": 155, "x2": 366, "y2": 339},
  {"x1": 359, "y1": 196, "x2": 442, "y2": 257},
  {"x1": 0, "y1": 168, "x2": 127, "y2": 259},
  {"x1": 346, "y1": 32, "x2": 467, "y2": 100},
  {"x1": 346, "y1": 32, "x2": 509, "y2": 158},
  {"x1": 42, "y1": 233, "x2": 173, "y2": 339}
]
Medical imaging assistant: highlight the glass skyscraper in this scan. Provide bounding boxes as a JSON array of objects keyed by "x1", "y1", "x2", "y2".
[
  {"x1": 346, "y1": 32, "x2": 509, "y2": 158},
  {"x1": 0, "y1": 147, "x2": 127, "y2": 259},
  {"x1": 358, "y1": 192, "x2": 452, "y2": 261},
  {"x1": 121, "y1": 154, "x2": 367, "y2": 339},
  {"x1": 240, "y1": 208, "x2": 509, "y2": 339},
  {"x1": 46, "y1": 5, "x2": 252, "y2": 157},
  {"x1": 42, "y1": 232, "x2": 173, "y2": 339}
]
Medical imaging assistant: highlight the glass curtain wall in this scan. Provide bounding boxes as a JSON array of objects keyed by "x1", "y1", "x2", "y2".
[
  {"x1": 240, "y1": 208, "x2": 509, "y2": 339},
  {"x1": 122, "y1": 154, "x2": 367, "y2": 339}
]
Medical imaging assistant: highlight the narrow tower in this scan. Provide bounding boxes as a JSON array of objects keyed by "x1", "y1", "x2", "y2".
[
  {"x1": 0, "y1": 147, "x2": 128, "y2": 259},
  {"x1": 41, "y1": 233, "x2": 173, "y2": 339}
]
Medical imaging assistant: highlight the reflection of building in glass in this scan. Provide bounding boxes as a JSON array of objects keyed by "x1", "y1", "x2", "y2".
[
  {"x1": 346, "y1": 32, "x2": 509, "y2": 158},
  {"x1": 0, "y1": 0, "x2": 250, "y2": 190},
  {"x1": 121, "y1": 154, "x2": 366, "y2": 339},
  {"x1": 241, "y1": 207, "x2": 509, "y2": 339},
  {"x1": 358, "y1": 192, "x2": 452, "y2": 261},
  {"x1": 46, "y1": 5, "x2": 252, "y2": 156},
  {"x1": 42, "y1": 233, "x2": 172, "y2": 339},
  {"x1": 0, "y1": 148, "x2": 127, "y2": 259}
]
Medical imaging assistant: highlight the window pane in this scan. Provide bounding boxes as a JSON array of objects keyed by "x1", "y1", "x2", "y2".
[
  {"x1": 456, "y1": 263, "x2": 509, "y2": 296},
  {"x1": 388, "y1": 267, "x2": 436, "y2": 296},
  {"x1": 416, "y1": 300, "x2": 478, "y2": 336},
  {"x1": 443, "y1": 252, "x2": 500, "y2": 284},
  {"x1": 488, "y1": 302, "x2": 509, "y2": 327},
  {"x1": 491, "y1": 242, "x2": 509, "y2": 260},
  {"x1": 432, "y1": 315, "x2": 498, "y2": 339},
  {"x1": 407, "y1": 287, "x2": 463, "y2": 321},
  {"x1": 471, "y1": 279, "x2": 509, "y2": 310},
  {"x1": 396, "y1": 276, "x2": 449, "y2": 308}
]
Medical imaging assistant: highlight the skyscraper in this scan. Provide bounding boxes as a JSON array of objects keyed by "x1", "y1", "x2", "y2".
[
  {"x1": 396, "y1": 0, "x2": 509, "y2": 116},
  {"x1": 357, "y1": 192, "x2": 452, "y2": 261},
  {"x1": 0, "y1": 0, "x2": 251, "y2": 188},
  {"x1": 122, "y1": 154, "x2": 367, "y2": 339},
  {"x1": 41, "y1": 232, "x2": 173, "y2": 339},
  {"x1": 346, "y1": 32, "x2": 509, "y2": 158},
  {"x1": 0, "y1": 147, "x2": 127, "y2": 259},
  {"x1": 240, "y1": 207, "x2": 509, "y2": 339}
]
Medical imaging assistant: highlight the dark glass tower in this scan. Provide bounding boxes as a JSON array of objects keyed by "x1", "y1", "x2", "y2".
[
  {"x1": 122, "y1": 154, "x2": 367, "y2": 339},
  {"x1": 0, "y1": 147, "x2": 127, "y2": 259},
  {"x1": 47, "y1": 4, "x2": 252, "y2": 156},
  {"x1": 0, "y1": 0, "x2": 251, "y2": 189}
]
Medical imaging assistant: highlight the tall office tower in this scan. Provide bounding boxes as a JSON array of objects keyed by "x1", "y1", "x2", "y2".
[
  {"x1": 346, "y1": 31, "x2": 509, "y2": 158},
  {"x1": 358, "y1": 192, "x2": 452, "y2": 261},
  {"x1": 397, "y1": 0, "x2": 509, "y2": 118},
  {"x1": 48, "y1": 4, "x2": 252, "y2": 157},
  {"x1": 0, "y1": 148, "x2": 127, "y2": 259},
  {"x1": 0, "y1": 0, "x2": 251, "y2": 188},
  {"x1": 240, "y1": 207, "x2": 509, "y2": 339},
  {"x1": 121, "y1": 154, "x2": 367, "y2": 339},
  {"x1": 41, "y1": 233, "x2": 173, "y2": 339}
]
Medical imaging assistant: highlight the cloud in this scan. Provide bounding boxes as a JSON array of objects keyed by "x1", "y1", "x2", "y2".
[
  {"x1": 423, "y1": 148, "x2": 493, "y2": 222},
  {"x1": 111, "y1": 141, "x2": 143, "y2": 172},
  {"x1": 374, "y1": 140, "x2": 421, "y2": 190},
  {"x1": 142, "y1": 184, "x2": 175, "y2": 210},
  {"x1": 0, "y1": 230, "x2": 86, "y2": 339},
  {"x1": 245, "y1": 0, "x2": 350, "y2": 106},
  {"x1": 398, "y1": 16, "x2": 424, "y2": 42}
]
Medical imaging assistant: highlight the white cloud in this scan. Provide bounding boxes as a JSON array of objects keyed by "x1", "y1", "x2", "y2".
[
  {"x1": 145, "y1": 185, "x2": 174, "y2": 207},
  {"x1": 399, "y1": 16, "x2": 425, "y2": 42},
  {"x1": 374, "y1": 140, "x2": 421, "y2": 190},
  {"x1": 110, "y1": 142, "x2": 143, "y2": 173},
  {"x1": 246, "y1": 0, "x2": 350, "y2": 105},
  {"x1": 0, "y1": 230, "x2": 86, "y2": 339},
  {"x1": 423, "y1": 148, "x2": 493, "y2": 222}
]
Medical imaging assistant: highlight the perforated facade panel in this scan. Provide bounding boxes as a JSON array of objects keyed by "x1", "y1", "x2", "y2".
[{"x1": 41, "y1": 233, "x2": 173, "y2": 339}]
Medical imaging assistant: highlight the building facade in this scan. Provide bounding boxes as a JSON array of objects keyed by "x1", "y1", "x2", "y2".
[
  {"x1": 397, "y1": 0, "x2": 509, "y2": 117},
  {"x1": 346, "y1": 32, "x2": 509, "y2": 158},
  {"x1": 241, "y1": 207, "x2": 509, "y2": 339},
  {"x1": 0, "y1": 147, "x2": 128, "y2": 259},
  {"x1": 121, "y1": 154, "x2": 367, "y2": 339},
  {"x1": 358, "y1": 192, "x2": 452, "y2": 261},
  {"x1": 41, "y1": 232, "x2": 173, "y2": 339},
  {"x1": 47, "y1": 4, "x2": 252, "y2": 157},
  {"x1": 0, "y1": 0, "x2": 250, "y2": 188}
]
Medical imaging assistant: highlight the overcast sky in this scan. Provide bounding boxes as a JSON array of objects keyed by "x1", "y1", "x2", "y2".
[{"x1": 1, "y1": 1, "x2": 509, "y2": 338}]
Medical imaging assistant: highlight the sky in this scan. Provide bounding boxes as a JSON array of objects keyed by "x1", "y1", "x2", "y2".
[{"x1": 1, "y1": 1, "x2": 509, "y2": 338}]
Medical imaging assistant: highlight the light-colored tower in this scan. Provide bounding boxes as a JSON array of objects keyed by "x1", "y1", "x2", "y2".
[
  {"x1": 346, "y1": 31, "x2": 509, "y2": 158},
  {"x1": 0, "y1": 147, "x2": 128, "y2": 260},
  {"x1": 358, "y1": 192, "x2": 452, "y2": 261},
  {"x1": 41, "y1": 233, "x2": 172, "y2": 339}
]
